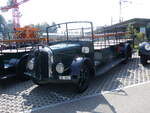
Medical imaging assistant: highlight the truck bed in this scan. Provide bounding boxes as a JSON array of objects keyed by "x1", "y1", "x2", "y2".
[
  {"x1": 94, "y1": 39, "x2": 132, "y2": 50},
  {"x1": 0, "y1": 47, "x2": 32, "y2": 53}
]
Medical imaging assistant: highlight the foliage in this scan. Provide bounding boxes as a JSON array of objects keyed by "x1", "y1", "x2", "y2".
[
  {"x1": 0, "y1": 15, "x2": 6, "y2": 32},
  {"x1": 126, "y1": 24, "x2": 146, "y2": 46},
  {"x1": 6, "y1": 20, "x2": 13, "y2": 32},
  {"x1": 28, "y1": 22, "x2": 57, "y2": 37},
  {"x1": 33, "y1": 22, "x2": 57, "y2": 33},
  {"x1": 126, "y1": 24, "x2": 137, "y2": 38},
  {"x1": 0, "y1": 15, "x2": 9, "y2": 39},
  {"x1": 136, "y1": 32, "x2": 145, "y2": 41}
]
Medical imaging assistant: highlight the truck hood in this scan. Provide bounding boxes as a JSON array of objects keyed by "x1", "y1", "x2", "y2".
[
  {"x1": 49, "y1": 43, "x2": 82, "y2": 66},
  {"x1": 50, "y1": 43, "x2": 81, "y2": 50},
  {"x1": 49, "y1": 43, "x2": 81, "y2": 55}
]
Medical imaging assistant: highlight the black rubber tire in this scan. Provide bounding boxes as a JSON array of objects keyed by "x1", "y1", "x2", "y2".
[
  {"x1": 140, "y1": 56, "x2": 147, "y2": 66},
  {"x1": 77, "y1": 64, "x2": 90, "y2": 93},
  {"x1": 32, "y1": 79, "x2": 41, "y2": 85},
  {"x1": 123, "y1": 47, "x2": 132, "y2": 64},
  {"x1": 16, "y1": 57, "x2": 30, "y2": 81},
  {"x1": 32, "y1": 79, "x2": 45, "y2": 86}
]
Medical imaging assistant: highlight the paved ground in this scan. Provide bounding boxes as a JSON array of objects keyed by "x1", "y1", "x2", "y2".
[
  {"x1": 0, "y1": 52, "x2": 150, "y2": 113},
  {"x1": 35, "y1": 82, "x2": 150, "y2": 113}
]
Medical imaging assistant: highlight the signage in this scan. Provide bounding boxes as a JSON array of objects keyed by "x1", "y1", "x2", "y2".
[{"x1": 140, "y1": 27, "x2": 146, "y2": 34}]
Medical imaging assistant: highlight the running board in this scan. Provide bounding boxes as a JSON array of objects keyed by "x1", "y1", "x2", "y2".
[{"x1": 95, "y1": 58, "x2": 125, "y2": 76}]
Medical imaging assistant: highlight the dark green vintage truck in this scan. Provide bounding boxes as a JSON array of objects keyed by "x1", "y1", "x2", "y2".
[
  {"x1": 0, "y1": 49, "x2": 28, "y2": 80},
  {"x1": 0, "y1": 45, "x2": 32, "y2": 80},
  {"x1": 139, "y1": 42, "x2": 150, "y2": 65},
  {"x1": 25, "y1": 21, "x2": 133, "y2": 92}
]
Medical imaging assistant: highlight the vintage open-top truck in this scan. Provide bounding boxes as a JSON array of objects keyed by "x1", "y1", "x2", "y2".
[
  {"x1": 25, "y1": 21, "x2": 133, "y2": 92},
  {"x1": 0, "y1": 27, "x2": 47, "y2": 80},
  {"x1": 0, "y1": 46, "x2": 30, "y2": 80},
  {"x1": 139, "y1": 42, "x2": 150, "y2": 65}
]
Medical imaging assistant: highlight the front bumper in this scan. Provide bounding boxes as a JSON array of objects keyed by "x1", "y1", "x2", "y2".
[
  {"x1": 139, "y1": 50, "x2": 150, "y2": 59},
  {"x1": 24, "y1": 72, "x2": 79, "y2": 84}
]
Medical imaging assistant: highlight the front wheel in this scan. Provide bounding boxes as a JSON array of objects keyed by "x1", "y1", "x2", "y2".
[
  {"x1": 77, "y1": 64, "x2": 90, "y2": 93},
  {"x1": 140, "y1": 56, "x2": 147, "y2": 66}
]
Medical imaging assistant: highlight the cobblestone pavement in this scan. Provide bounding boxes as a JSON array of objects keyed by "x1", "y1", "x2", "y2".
[{"x1": 0, "y1": 52, "x2": 150, "y2": 113}]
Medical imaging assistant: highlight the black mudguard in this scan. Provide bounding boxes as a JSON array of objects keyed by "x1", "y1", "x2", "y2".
[{"x1": 70, "y1": 57, "x2": 93, "y2": 77}]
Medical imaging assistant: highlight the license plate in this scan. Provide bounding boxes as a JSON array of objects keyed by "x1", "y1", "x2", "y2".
[{"x1": 59, "y1": 76, "x2": 71, "y2": 80}]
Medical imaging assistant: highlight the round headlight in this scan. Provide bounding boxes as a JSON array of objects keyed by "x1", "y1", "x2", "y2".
[
  {"x1": 27, "y1": 58, "x2": 34, "y2": 70},
  {"x1": 56, "y1": 63, "x2": 64, "y2": 74},
  {"x1": 145, "y1": 44, "x2": 150, "y2": 51}
]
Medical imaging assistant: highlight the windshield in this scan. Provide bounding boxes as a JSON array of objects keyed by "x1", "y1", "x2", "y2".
[{"x1": 46, "y1": 21, "x2": 93, "y2": 42}]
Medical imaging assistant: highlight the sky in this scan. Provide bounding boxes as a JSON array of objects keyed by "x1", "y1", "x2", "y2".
[{"x1": 0, "y1": 0, "x2": 150, "y2": 27}]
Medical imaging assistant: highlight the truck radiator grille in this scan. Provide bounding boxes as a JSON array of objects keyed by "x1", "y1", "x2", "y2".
[{"x1": 34, "y1": 51, "x2": 48, "y2": 80}]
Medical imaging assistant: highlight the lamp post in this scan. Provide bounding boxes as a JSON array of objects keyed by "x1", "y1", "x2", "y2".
[{"x1": 119, "y1": 0, "x2": 132, "y2": 23}]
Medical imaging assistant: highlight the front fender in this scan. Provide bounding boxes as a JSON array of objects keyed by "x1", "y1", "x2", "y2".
[
  {"x1": 139, "y1": 42, "x2": 150, "y2": 56},
  {"x1": 139, "y1": 48, "x2": 150, "y2": 56},
  {"x1": 70, "y1": 57, "x2": 92, "y2": 76}
]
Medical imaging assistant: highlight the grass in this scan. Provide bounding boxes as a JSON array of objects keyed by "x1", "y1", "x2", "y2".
[{"x1": 134, "y1": 44, "x2": 139, "y2": 50}]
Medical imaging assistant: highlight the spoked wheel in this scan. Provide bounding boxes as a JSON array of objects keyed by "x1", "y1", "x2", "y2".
[
  {"x1": 77, "y1": 64, "x2": 90, "y2": 93},
  {"x1": 140, "y1": 56, "x2": 147, "y2": 66}
]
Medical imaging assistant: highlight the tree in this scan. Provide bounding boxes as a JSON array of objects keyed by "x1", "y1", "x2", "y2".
[
  {"x1": 126, "y1": 24, "x2": 137, "y2": 37},
  {"x1": 126, "y1": 24, "x2": 146, "y2": 47},
  {"x1": 34, "y1": 21, "x2": 57, "y2": 33},
  {"x1": 0, "y1": 15, "x2": 8, "y2": 39},
  {"x1": 49, "y1": 22, "x2": 57, "y2": 33},
  {"x1": 7, "y1": 20, "x2": 13, "y2": 32}
]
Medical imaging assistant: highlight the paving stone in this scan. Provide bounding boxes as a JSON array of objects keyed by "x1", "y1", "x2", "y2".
[{"x1": 0, "y1": 52, "x2": 150, "y2": 113}]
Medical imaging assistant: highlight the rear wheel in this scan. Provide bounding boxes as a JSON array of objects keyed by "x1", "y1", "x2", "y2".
[
  {"x1": 16, "y1": 57, "x2": 30, "y2": 81},
  {"x1": 140, "y1": 56, "x2": 147, "y2": 66},
  {"x1": 123, "y1": 46, "x2": 132, "y2": 64},
  {"x1": 77, "y1": 64, "x2": 90, "y2": 93}
]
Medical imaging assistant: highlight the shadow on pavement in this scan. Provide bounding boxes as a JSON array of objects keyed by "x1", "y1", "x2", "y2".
[
  {"x1": 0, "y1": 55, "x2": 140, "y2": 113},
  {"x1": 98, "y1": 57, "x2": 141, "y2": 92},
  {"x1": 30, "y1": 93, "x2": 119, "y2": 113},
  {"x1": 0, "y1": 77, "x2": 33, "y2": 95}
]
